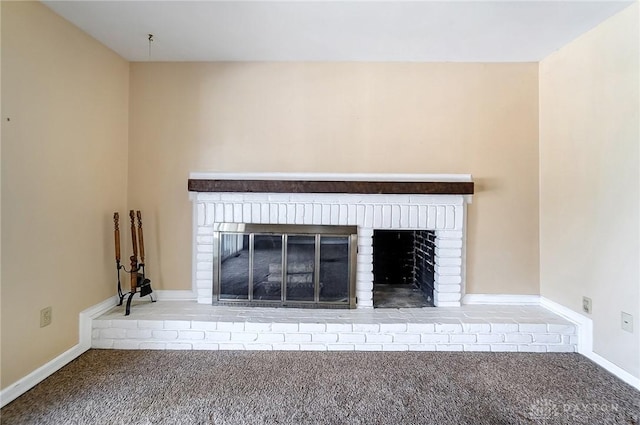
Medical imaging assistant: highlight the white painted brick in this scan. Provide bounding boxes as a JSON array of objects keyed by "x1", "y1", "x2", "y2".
[
  {"x1": 312, "y1": 333, "x2": 338, "y2": 343},
  {"x1": 256, "y1": 333, "x2": 285, "y2": 343},
  {"x1": 406, "y1": 323, "x2": 435, "y2": 333},
  {"x1": 191, "y1": 321, "x2": 218, "y2": 331},
  {"x1": 205, "y1": 331, "x2": 231, "y2": 341},
  {"x1": 139, "y1": 342, "x2": 167, "y2": 350},
  {"x1": 355, "y1": 344, "x2": 383, "y2": 351},
  {"x1": 326, "y1": 323, "x2": 353, "y2": 332},
  {"x1": 433, "y1": 292, "x2": 461, "y2": 304},
  {"x1": 242, "y1": 203, "x2": 252, "y2": 222},
  {"x1": 218, "y1": 343, "x2": 245, "y2": 350},
  {"x1": 490, "y1": 344, "x2": 518, "y2": 352},
  {"x1": 303, "y1": 204, "x2": 313, "y2": 224},
  {"x1": 450, "y1": 334, "x2": 477, "y2": 343},
  {"x1": 532, "y1": 334, "x2": 561, "y2": 343},
  {"x1": 198, "y1": 203, "x2": 206, "y2": 225},
  {"x1": 548, "y1": 324, "x2": 576, "y2": 334},
  {"x1": 111, "y1": 320, "x2": 139, "y2": 329},
  {"x1": 100, "y1": 328, "x2": 127, "y2": 339},
  {"x1": 271, "y1": 323, "x2": 299, "y2": 332},
  {"x1": 364, "y1": 205, "x2": 374, "y2": 228},
  {"x1": 196, "y1": 271, "x2": 212, "y2": 279},
  {"x1": 284, "y1": 333, "x2": 312, "y2": 343},
  {"x1": 196, "y1": 253, "x2": 213, "y2": 262},
  {"x1": 245, "y1": 344, "x2": 274, "y2": 351},
  {"x1": 277, "y1": 203, "x2": 286, "y2": 223},
  {"x1": 197, "y1": 236, "x2": 214, "y2": 245},
  {"x1": 382, "y1": 205, "x2": 393, "y2": 228},
  {"x1": 92, "y1": 340, "x2": 114, "y2": 349},
  {"x1": 435, "y1": 239, "x2": 463, "y2": 249},
  {"x1": 392, "y1": 334, "x2": 421, "y2": 343},
  {"x1": 92, "y1": 329, "x2": 100, "y2": 339},
  {"x1": 436, "y1": 344, "x2": 463, "y2": 351},
  {"x1": 427, "y1": 206, "x2": 436, "y2": 228},
  {"x1": 321, "y1": 204, "x2": 330, "y2": 224},
  {"x1": 435, "y1": 323, "x2": 463, "y2": 333},
  {"x1": 435, "y1": 257, "x2": 462, "y2": 267},
  {"x1": 152, "y1": 330, "x2": 179, "y2": 340},
  {"x1": 372, "y1": 205, "x2": 383, "y2": 227},
  {"x1": 231, "y1": 333, "x2": 258, "y2": 342},
  {"x1": 382, "y1": 344, "x2": 409, "y2": 351},
  {"x1": 408, "y1": 344, "x2": 437, "y2": 351},
  {"x1": 113, "y1": 340, "x2": 141, "y2": 350},
  {"x1": 519, "y1": 324, "x2": 547, "y2": 333},
  {"x1": 252, "y1": 203, "x2": 261, "y2": 222},
  {"x1": 197, "y1": 262, "x2": 213, "y2": 271},
  {"x1": 546, "y1": 345, "x2": 575, "y2": 353},
  {"x1": 329, "y1": 204, "x2": 339, "y2": 224},
  {"x1": 245, "y1": 322, "x2": 272, "y2": 332},
  {"x1": 477, "y1": 334, "x2": 504, "y2": 343},
  {"x1": 463, "y1": 344, "x2": 491, "y2": 352},
  {"x1": 490, "y1": 324, "x2": 519, "y2": 333},
  {"x1": 409, "y1": 206, "x2": 418, "y2": 228},
  {"x1": 435, "y1": 248, "x2": 462, "y2": 258},
  {"x1": 197, "y1": 245, "x2": 214, "y2": 253},
  {"x1": 435, "y1": 206, "x2": 446, "y2": 229},
  {"x1": 338, "y1": 333, "x2": 365, "y2": 343},
  {"x1": 359, "y1": 227, "x2": 374, "y2": 238},
  {"x1": 165, "y1": 343, "x2": 192, "y2": 350},
  {"x1": 437, "y1": 284, "x2": 462, "y2": 293},
  {"x1": 179, "y1": 330, "x2": 206, "y2": 340},
  {"x1": 327, "y1": 344, "x2": 355, "y2": 351},
  {"x1": 434, "y1": 265, "x2": 462, "y2": 275},
  {"x1": 126, "y1": 329, "x2": 153, "y2": 339},
  {"x1": 518, "y1": 345, "x2": 547, "y2": 353},
  {"x1": 462, "y1": 323, "x2": 491, "y2": 333},
  {"x1": 217, "y1": 322, "x2": 245, "y2": 332},
  {"x1": 504, "y1": 334, "x2": 533, "y2": 343},
  {"x1": 379, "y1": 323, "x2": 408, "y2": 333},
  {"x1": 365, "y1": 334, "x2": 393, "y2": 343},
  {"x1": 275, "y1": 344, "x2": 301, "y2": 351},
  {"x1": 299, "y1": 323, "x2": 326, "y2": 332},
  {"x1": 421, "y1": 334, "x2": 449, "y2": 343},
  {"x1": 164, "y1": 320, "x2": 191, "y2": 330},
  {"x1": 93, "y1": 320, "x2": 112, "y2": 329},
  {"x1": 214, "y1": 204, "x2": 225, "y2": 222},
  {"x1": 569, "y1": 335, "x2": 579, "y2": 345},
  {"x1": 353, "y1": 323, "x2": 380, "y2": 332},
  {"x1": 435, "y1": 274, "x2": 462, "y2": 284},
  {"x1": 233, "y1": 203, "x2": 243, "y2": 222},
  {"x1": 300, "y1": 344, "x2": 327, "y2": 351}
]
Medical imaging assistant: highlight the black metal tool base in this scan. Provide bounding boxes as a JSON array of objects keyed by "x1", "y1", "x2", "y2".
[{"x1": 116, "y1": 265, "x2": 155, "y2": 316}]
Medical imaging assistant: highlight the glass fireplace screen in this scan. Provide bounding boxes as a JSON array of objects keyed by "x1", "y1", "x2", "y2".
[{"x1": 212, "y1": 224, "x2": 357, "y2": 308}]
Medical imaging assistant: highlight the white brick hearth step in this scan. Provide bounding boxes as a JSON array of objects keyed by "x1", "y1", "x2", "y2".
[{"x1": 92, "y1": 302, "x2": 578, "y2": 353}]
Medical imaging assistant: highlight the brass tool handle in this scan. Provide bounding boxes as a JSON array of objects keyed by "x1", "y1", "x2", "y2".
[
  {"x1": 113, "y1": 212, "x2": 121, "y2": 263},
  {"x1": 129, "y1": 210, "x2": 138, "y2": 261},
  {"x1": 136, "y1": 211, "x2": 145, "y2": 264}
]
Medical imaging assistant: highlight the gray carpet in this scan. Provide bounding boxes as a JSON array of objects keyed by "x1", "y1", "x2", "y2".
[{"x1": 2, "y1": 350, "x2": 639, "y2": 424}]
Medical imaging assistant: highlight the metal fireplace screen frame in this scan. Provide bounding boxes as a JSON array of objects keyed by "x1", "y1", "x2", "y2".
[{"x1": 212, "y1": 223, "x2": 358, "y2": 308}]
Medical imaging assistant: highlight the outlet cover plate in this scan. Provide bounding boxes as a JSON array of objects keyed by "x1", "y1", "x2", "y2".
[
  {"x1": 582, "y1": 296, "x2": 592, "y2": 314},
  {"x1": 40, "y1": 306, "x2": 52, "y2": 328}
]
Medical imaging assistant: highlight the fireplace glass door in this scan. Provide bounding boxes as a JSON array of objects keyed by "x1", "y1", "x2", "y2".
[{"x1": 214, "y1": 224, "x2": 356, "y2": 308}]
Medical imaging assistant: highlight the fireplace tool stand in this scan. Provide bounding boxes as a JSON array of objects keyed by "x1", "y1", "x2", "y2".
[{"x1": 114, "y1": 210, "x2": 155, "y2": 316}]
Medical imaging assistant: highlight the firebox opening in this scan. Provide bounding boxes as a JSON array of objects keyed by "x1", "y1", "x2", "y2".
[{"x1": 373, "y1": 230, "x2": 435, "y2": 308}]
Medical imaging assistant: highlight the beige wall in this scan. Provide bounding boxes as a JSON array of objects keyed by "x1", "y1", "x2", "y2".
[
  {"x1": 128, "y1": 62, "x2": 540, "y2": 296},
  {"x1": 1, "y1": 2, "x2": 129, "y2": 389},
  {"x1": 540, "y1": 3, "x2": 639, "y2": 378}
]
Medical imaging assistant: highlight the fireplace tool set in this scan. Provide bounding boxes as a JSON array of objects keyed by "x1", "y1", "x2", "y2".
[{"x1": 113, "y1": 210, "x2": 155, "y2": 315}]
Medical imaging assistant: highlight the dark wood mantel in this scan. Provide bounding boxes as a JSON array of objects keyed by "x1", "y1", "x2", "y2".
[{"x1": 188, "y1": 179, "x2": 474, "y2": 195}]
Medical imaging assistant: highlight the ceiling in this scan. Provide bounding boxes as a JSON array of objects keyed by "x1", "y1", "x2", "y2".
[{"x1": 43, "y1": 1, "x2": 634, "y2": 62}]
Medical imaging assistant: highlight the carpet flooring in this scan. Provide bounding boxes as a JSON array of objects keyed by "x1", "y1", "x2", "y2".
[{"x1": 2, "y1": 350, "x2": 639, "y2": 424}]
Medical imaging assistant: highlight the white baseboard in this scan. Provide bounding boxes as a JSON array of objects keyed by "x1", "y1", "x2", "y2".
[
  {"x1": 0, "y1": 295, "x2": 118, "y2": 408},
  {"x1": 583, "y1": 351, "x2": 640, "y2": 390},
  {"x1": 153, "y1": 290, "x2": 197, "y2": 301},
  {"x1": 462, "y1": 294, "x2": 541, "y2": 305},
  {"x1": 540, "y1": 296, "x2": 639, "y2": 391}
]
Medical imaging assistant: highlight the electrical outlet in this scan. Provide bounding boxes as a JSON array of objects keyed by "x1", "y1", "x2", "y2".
[
  {"x1": 621, "y1": 312, "x2": 633, "y2": 333},
  {"x1": 582, "y1": 296, "x2": 592, "y2": 314},
  {"x1": 40, "y1": 306, "x2": 52, "y2": 328}
]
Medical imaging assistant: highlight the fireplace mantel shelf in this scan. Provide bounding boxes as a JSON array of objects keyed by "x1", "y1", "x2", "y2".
[{"x1": 188, "y1": 173, "x2": 474, "y2": 195}]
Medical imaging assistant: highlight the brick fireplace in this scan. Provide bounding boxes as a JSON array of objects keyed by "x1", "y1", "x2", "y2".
[{"x1": 189, "y1": 173, "x2": 473, "y2": 308}]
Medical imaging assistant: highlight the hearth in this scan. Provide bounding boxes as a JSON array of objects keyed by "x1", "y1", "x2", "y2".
[{"x1": 189, "y1": 173, "x2": 473, "y2": 308}]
